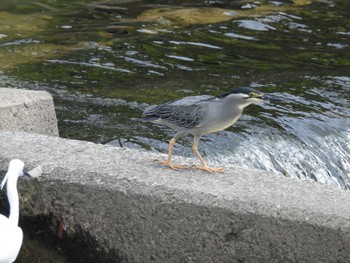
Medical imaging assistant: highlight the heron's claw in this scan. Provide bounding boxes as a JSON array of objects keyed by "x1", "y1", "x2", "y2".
[
  {"x1": 157, "y1": 160, "x2": 189, "y2": 170},
  {"x1": 195, "y1": 165, "x2": 224, "y2": 173}
]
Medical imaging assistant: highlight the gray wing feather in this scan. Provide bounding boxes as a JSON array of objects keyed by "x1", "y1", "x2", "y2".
[{"x1": 143, "y1": 95, "x2": 213, "y2": 128}]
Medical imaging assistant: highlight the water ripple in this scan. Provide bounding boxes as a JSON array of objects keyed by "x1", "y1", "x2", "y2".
[
  {"x1": 46, "y1": 60, "x2": 132, "y2": 73},
  {"x1": 224, "y1": 32, "x2": 258, "y2": 40},
  {"x1": 169, "y1": 41, "x2": 222, "y2": 49},
  {"x1": 120, "y1": 56, "x2": 167, "y2": 69},
  {"x1": 166, "y1": 55, "x2": 194, "y2": 61},
  {"x1": 236, "y1": 20, "x2": 276, "y2": 31}
]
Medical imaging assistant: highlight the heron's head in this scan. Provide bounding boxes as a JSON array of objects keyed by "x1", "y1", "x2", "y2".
[
  {"x1": 224, "y1": 87, "x2": 264, "y2": 109},
  {"x1": 1, "y1": 159, "x2": 31, "y2": 189},
  {"x1": 232, "y1": 86, "x2": 264, "y2": 101}
]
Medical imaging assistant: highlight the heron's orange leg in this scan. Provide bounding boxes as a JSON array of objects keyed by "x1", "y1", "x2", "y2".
[
  {"x1": 192, "y1": 143, "x2": 224, "y2": 173},
  {"x1": 158, "y1": 138, "x2": 189, "y2": 170}
]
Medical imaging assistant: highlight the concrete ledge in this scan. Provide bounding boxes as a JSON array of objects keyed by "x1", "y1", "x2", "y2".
[
  {"x1": 1, "y1": 131, "x2": 350, "y2": 262},
  {"x1": 0, "y1": 88, "x2": 59, "y2": 136}
]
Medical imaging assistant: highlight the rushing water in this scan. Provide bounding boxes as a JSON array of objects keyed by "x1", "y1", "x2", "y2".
[{"x1": 0, "y1": 0, "x2": 349, "y2": 191}]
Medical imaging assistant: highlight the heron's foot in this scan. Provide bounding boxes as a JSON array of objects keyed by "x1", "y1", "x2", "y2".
[
  {"x1": 157, "y1": 160, "x2": 189, "y2": 170},
  {"x1": 195, "y1": 165, "x2": 224, "y2": 173}
]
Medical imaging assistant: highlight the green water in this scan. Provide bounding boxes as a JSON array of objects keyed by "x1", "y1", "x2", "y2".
[{"x1": 0, "y1": 0, "x2": 349, "y2": 260}]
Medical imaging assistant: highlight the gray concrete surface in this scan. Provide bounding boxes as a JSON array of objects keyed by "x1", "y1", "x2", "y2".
[
  {"x1": 0, "y1": 131, "x2": 350, "y2": 262},
  {"x1": 0, "y1": 88, "x2": 58, "y2": 136}
]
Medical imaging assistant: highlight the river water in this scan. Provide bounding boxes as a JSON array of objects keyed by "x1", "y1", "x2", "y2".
[{"x1": 0, "y1": 0, "x2": 349, "y2": 192}]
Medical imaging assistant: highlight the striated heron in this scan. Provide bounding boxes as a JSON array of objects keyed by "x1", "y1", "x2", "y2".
[{"x1": 143, "y1": 87, "x2": 265, "y2": 173}]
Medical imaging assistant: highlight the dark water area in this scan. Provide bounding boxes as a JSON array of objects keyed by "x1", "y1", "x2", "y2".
[{"x1": 0, "y1": 0, "x2": 349, "y2": 189}]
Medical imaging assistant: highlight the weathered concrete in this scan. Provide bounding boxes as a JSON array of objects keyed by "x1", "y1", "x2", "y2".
[
  {"x1": 0, "y1": 131, "x2": 350, "y2": 262},
  {"x1": 0, "y1": 88, "x2": 59, "y2": 136}
]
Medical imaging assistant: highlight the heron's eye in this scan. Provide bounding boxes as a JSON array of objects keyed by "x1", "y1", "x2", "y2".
[{"x1": 248, "y1": 92, "x2": 260, "y2": 98}]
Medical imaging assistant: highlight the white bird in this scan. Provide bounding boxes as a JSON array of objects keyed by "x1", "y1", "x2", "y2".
[{"x1": 0, "y1": 159, "x2": 32, "y2": 263}]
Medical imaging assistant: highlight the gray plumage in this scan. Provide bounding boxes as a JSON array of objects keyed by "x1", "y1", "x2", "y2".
[
  {"x1": 143, "y1": 95, "x2": 212, "y2": 130},
  {"x1": 143, "y1": 87, "x2": 265, "y2": 172}
]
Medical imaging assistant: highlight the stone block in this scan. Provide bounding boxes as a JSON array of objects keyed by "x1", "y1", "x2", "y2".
[
  {"x1": 0, "y1": 131, "x2": 349, "y2": 262},
  {"x1": 0, "y1": 88, "x2": 58, "y2": 136}
]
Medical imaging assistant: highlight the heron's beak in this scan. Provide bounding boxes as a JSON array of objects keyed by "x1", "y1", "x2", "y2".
[
  {"x1": 253, "y1": 94, "x2": 265, "y2": 101},
  {"x1": 23, "y1": 169, "x2": 31, "y2": 178},
  {"x1": 246, "y1": 92, "x2": 264, "y2": 101}
]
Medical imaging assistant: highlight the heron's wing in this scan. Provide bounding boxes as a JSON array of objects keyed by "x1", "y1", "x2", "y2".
[{"x1": 144, "y1": 95, "x2": 212, "y2": 128}]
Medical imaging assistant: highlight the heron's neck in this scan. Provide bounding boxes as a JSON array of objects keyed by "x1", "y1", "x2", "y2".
[
  {"x1": 6, "y1": 172, "x2": 20, "y2": 226},
  {"x1": 221, "y1": 95, "x2": 243, "y2": 112},
  {"x1": 223, "y1": 94, "x2": 255, "y2": 111}
]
